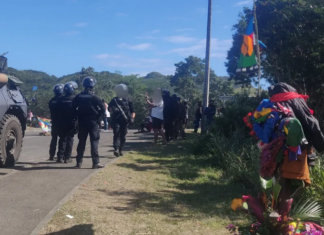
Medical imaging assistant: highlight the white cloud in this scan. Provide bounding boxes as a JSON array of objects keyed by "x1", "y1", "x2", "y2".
[
  {"x1": 61, "y1": 31, "x2": 80, "y2": 36},
  {"x1": 94, "y1": 54, "x2": 169, "y2": 71},
  {"x1": 167, "y1": 38, "x2": 232, "y2": 59},
  {"x1": 118, "y1": 43, "x2": 152, "y2": 50},
  {"x1": 75, "y1": 22, "x2": 88, "y2": 27},
  {"x1": 176, "y1": 28, "x2": 194, "y2": 32},
  {"x1": 234, "y1": 1, "x2": 252, "y2": 7},
  {"x1": 94, "y1": 54, "x2": 121, "y2": 59},
  {"x1": 166, "y1": 36, "x2": 197, "y2": 43},
  {"x1": 116, "y1": 12, "x2": 128, "y2": 17}
]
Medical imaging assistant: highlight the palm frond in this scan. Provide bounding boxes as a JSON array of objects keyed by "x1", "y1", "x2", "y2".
[{"x1": 290, "y1": 198, "x2": 324, "y2": 222}]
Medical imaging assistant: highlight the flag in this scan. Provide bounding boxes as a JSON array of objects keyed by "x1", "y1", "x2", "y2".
[
  {"x1": 236, "y1": 17, "x2": 259, "y2": 74},
  {"x1": 37, "y1": 117, "x2": 51, "y2": 132},
  {"x1": 258, "y1": 40, "x2": 267, "y2": 50},
  {"x1": 32, "y1": 86, "x2": 38, "y2": 91}
]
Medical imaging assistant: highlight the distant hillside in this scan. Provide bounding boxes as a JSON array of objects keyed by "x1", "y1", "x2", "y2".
[{"x1": 7, "y1": 68, "x2": 172, "y2": 123}]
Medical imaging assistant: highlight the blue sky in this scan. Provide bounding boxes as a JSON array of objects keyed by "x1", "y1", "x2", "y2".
[{"x1": 2, "y1": 0, "x2": 253, "y2": 77}]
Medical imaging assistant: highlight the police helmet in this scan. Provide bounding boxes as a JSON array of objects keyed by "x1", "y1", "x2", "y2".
[
  {"x1": 177, "y1": 97, "x2": 181, "y2": 102},
  {"x1": 162, "y1": 89, "x2": 170, "y2": 96},
  {"x1": 172, "y1": 94, "x2": 177, "y2": 100},
  {"x1": 82, "y1": 76, "x2": 97, "y2": 88},
  {"x1": 53, "y1": 84, "x2": 64, "y2": 95},
  {"x1": 64, "y1": 81, "x2": 78, "y2": 94}
]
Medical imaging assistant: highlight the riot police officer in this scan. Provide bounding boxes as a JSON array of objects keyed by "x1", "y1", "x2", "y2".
[
  {"x1": 72, "y1": 77, "x2": 105, "y2": 169},
  {"x1": 56, "y1": 81, "x2": 78, "y2": 163},
  {"x1": 109, "y1": 84, "x2": 135, "y2": 157},
  {"x1": 48, "y1": 84, "x2": 64, "y2": 160}
]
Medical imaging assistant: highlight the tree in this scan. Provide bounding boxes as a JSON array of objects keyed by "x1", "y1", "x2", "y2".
[
  {"x1": 145, "y1": 72, "x2": 166, "y2": 79},
  {"x1": 76, "y1": 67, "x2": 95, "y2": 86},
  {"x1": 171, "y1": 56, "x2": 234, "y2": 120},
  {"x1": 226, "y1": 0, "x2": 324, "y2": 119},
  {"x1": 170, "y1": 56, "x2": 205, "y2": 102}
]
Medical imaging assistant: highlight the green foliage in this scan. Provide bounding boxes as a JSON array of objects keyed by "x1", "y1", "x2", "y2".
[
  {"x1": 194, "y1": 127, "x2": 261, "y2": 193},
  {"x1": 10, "y1": 67, "x2": 171, "y2": 127},
  {"x1": 290, "y1": 198, "x2": 324, "y2": 222},
  {"x1": 144, "y1": 72, "x2": 167, "y2": 80},
  {"x1": 226, "y1": 0, "x2": 324, "y2": 121},
  {"x1": 170, "y1": 56, "x2": 234, "y2": 122}
]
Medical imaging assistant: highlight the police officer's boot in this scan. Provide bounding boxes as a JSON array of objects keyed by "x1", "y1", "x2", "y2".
[
  {"x1": 119, "y1": 148, "x2": 124, "y2": 157},
  {"x1": 114, "y1": 149, "x2": 119, "y2": 157},
  {"x1": 64, "y1": 158, "x2": 73, "y2": 163},
  {"x1": 75, "y1": 162, "x2": 82, "y2": 168},
  {"x1": 92, "y1": 163, "x2": 104, "y2": 169},
  {"x1": 56, "y1": 159, "x2": 63, "y2": 163}
]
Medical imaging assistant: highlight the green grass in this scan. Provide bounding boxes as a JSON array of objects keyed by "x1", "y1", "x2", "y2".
[{"x1": 41, "y1": 132, "x2": 252, "y2": 235}]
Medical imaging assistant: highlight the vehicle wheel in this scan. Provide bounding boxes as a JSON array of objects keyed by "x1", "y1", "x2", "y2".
[{"x1": 0, "y1": 114, "x2": 23, "y2": 167}]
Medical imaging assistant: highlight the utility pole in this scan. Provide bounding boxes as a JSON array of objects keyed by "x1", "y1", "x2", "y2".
[
  {"x1": 253, "y1": 0, "x2": 262, "y2": 98},
  {"x1": 201, "y1": 0, "x2": 212, "y2": 134}
]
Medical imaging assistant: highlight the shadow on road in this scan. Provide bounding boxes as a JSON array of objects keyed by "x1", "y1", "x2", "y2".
[{"x1": 44, "y1": 224, "x2": 94, "y2": 235}]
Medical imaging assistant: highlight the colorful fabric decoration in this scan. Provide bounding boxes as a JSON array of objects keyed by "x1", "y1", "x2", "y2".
[
  {"x1": 270, "y1": 92, "x2": 309, "y2": 103},
  {"x1": 38, "y1": 117, "x2": 51, "y2": 133},
  {"x1": 260, "y1": 136, "x2": 285, "y2": 179},
  {"x1": 270, "y1": 92, "x2": 314, "y2": 115},
  {"x1": 236, "y1": 17, "x2": 259, "y2": 74}
]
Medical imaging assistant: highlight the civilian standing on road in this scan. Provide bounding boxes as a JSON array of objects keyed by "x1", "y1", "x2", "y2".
[
  {"x1": 146, "y1": 88, "x2": 167, "y2": 145},
  {"x1": 48, "y1": 84, "x2": 64, "y2": 160},
  {"x1": 27, "y1": 110, "x2": 33, "y2": 127},
  {"x1": 194, "y1": 101, "x2": 203, "y2": 133},
  {"x1": 72, "y1": 77, "x2": 105, "y2": 169},
  {"x1": 109, "y1": 84, "x2": 135, "y2": 157},
  {"x1": 56, "y1": 81, "x2": 78, "y2": 163},
  {"x1": 102, "y1": 99, "x2": 109, "y2": 132}
]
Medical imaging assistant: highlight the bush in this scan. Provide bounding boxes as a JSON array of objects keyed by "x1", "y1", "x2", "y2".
[
  {"x1": 194, "y1": 94, "x2": 263, "y2": 193},
  {"x1": 194, "y1": 127, "x2": 261, "y2": 194}
]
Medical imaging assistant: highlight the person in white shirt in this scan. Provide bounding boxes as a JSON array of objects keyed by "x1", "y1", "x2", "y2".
[
  {"x1": 146, "y1": 88, "x2": 167, "y2": 145},
  {"x1": 102, "y1": 99, "x2": 109, "y2": 132}
]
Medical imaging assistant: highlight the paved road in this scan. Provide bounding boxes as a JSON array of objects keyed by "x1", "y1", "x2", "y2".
[{"x1": 0, "y1": 129, "x2": 151, "y2": 235}]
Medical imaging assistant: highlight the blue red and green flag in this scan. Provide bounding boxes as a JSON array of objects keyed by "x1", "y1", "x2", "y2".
[{"x1": 236, "y1": 17, "x2": 260, "y2": 74}]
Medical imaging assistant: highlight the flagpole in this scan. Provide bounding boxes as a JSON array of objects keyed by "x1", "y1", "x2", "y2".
[
  {"x1": 253, "y1": 0, "x2": 262, "y2": 98},
  {"x1": 202, "y1": 0, "x2": 212, "y2": 134}
]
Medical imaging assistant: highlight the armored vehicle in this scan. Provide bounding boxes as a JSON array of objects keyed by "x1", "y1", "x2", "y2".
[{"x1": 0, "y1": 55, "x2": 27, "y2": 167}]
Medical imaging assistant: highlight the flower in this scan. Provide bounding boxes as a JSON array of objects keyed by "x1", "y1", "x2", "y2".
[{"x1": 231, "y1": 199, "x2": 243, "y2": 211}]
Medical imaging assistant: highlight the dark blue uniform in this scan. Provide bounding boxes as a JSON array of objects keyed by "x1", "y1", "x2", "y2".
[
  {"x1": 57, "y1": 94, "x2": 76, "y2": 162},
  {"x1": 48, "y1": 94, "x2": 62, "y2": 159},
  {"x1": 108, "y1": 97, "x2": 134, "y2": 154},
  {"x1": 162, "y1": 95, "x2": 175, "y2": 141},
  {"x1": 72, "y1": 90, "x2": 105, "y2": 166}
]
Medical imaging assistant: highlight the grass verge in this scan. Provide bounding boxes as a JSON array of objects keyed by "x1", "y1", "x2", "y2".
[{"x1": 40, "y1": 133, "x2": 251, "y2": 235}]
